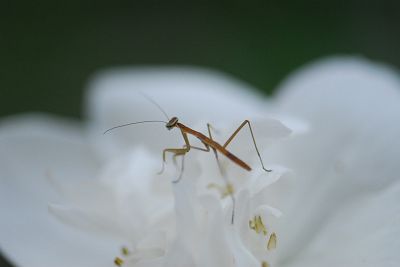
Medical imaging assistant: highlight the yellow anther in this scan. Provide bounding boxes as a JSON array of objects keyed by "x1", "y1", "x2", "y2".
[
  {"x1": 114, "y1": 257, "x2": 124, "y2": 266},
  {"x1": 267, "y1": 232, "x2": 277, "y2": 250},
  {"x1": 207, "y1": 182, "x2": 234, "y2": 198},
  {"x1": 121, "y1": 247, "x2": 130, "y2": 256},
  {"x1": 249, "y1": 215, "x2": 268, "y2": 236},
  {"x1": 261, "y1": 261, "x2": 270, "y2": 267}
]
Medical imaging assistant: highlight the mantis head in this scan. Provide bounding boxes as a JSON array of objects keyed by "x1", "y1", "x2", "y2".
[{"x1": 166, "y1": 117, "x2": 179, "y2": 130}]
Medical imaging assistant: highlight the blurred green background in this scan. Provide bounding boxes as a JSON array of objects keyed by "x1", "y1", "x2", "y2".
[{"x1": 1, "y1": 0, "x2": 399, "y2": 266}]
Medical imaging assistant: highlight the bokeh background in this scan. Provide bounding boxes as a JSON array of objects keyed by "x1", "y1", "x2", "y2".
[{"x1": 1, "y1": 0, "x2": 399, "y2": 266}]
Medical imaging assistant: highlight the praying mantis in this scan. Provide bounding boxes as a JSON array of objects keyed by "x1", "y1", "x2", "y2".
[
  {"x1": 160, "y1": 116, "x2": 271, "y2": 181},
  {"x1": 104, "y1": 93, "x2": 271, "y2": 183}
]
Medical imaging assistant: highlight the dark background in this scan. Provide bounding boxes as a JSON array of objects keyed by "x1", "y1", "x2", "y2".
[{"x1": 1, "y1": 0, "x2": 399, "y2": 266}]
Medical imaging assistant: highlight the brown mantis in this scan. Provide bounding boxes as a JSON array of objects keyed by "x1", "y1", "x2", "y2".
[
  {"x1": 104, "y1": 93, "x2": 272, "y2": 184},
  {"x1": 158, "y1": 117, "x2": 271, "y2": 182}
]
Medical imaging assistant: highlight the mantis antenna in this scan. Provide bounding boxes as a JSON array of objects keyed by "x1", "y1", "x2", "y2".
[
  {"x1": 139, "y1": 91, "x2": 170, "y2": 120},
  {"x1": 103, "y1": 120, "x2": 167, "y2": 134},
  {"x1": 103, "y1": 92, "x2": 171, "y2": 134}
]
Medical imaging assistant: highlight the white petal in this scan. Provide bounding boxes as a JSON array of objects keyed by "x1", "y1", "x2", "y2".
[
  {"x1": 50, "y1": 147, "x2": 177, "y2": 245},
  {"x1": 270, "y1": 57, "x2": 400, "y2": 265},
  {"x1": 0, "y1": 114, "x2": 118, "y2": 267},
  {"x1": 197, "y1": 196, "x2": 237, "y2": 267},
  {"x1": 282, "y1": 182, "x2": 400, "y2": 267},
  {"x1": 249, "y1": 165, "x2": 290, "y2": 196},
  {"x1": 48, "y1": 204, "x2": 123, "y2": 238}
]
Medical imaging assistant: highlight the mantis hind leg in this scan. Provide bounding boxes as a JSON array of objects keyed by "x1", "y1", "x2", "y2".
[{"x1": 223, "y1": 120, "x2": 272, "y2": 172}]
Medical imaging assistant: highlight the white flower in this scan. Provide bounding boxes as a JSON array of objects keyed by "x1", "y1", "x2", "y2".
[{"x1": 1, "y1": 57, "x2": 400, "y2": 267}]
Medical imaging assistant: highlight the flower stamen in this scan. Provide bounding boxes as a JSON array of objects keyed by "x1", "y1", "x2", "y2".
[
  {"x1": 114, "y1": 257, "x2": 124, "y2": 266},
  {"x1": 121, "y1": 246, "x2": 130, "y2": 256},
  {"x1": 267, "y1": 232, "x2": 277, "y2": 250},
  {"x1": 249, "y1": 215, "x2": 268, "y2": 235}
]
